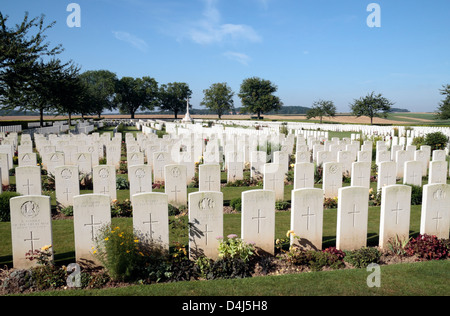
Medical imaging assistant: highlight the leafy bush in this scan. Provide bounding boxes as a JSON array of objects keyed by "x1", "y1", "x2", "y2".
[
  {"x1": 230, "y1": 197, "x2": 242, "y2": 212},
  {"x1": 275, "y1": 200, "x2": 290, "y2": 211},
  {"x1": 0, "y1": 191, "x2": 21, "y2": 222},
  {"x1": 287, "y1": 248, "x2": 345, "y2": 271},
  {"x1": 111, "y1": 199, "x2": 132, "y2": 217},
  {"x1": 409, "y1": 185, "x2": 422, "y2": 205},
  {"x1": 217, "y1": 234, "x2": 255, "y2": 263},
  {"x1": 59, "y1": 205, "x2": 73, "y2": 216},
  {"x1": 116, "y1": 177, "x2": 129, "y2": 190},
  {"x1": 344, "y1": 247, "x2": 381, "y2": 268},
  {"x1": 424, "y1": 131, "x2": 448, "y2": 150},
  {"x1": 94, "y1": 225, "x2": 170, "y2": 282},
  {"x1": 404, "y1": 234, "x2": 449, "y2": 260}
]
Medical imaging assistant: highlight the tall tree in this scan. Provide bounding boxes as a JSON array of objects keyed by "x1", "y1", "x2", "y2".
[
  {"x1": 349, "y1": 92, "x2": 393, "y2": 125},
  {"x1": 238, "y1": 77, "x2": 282, "y2": 119},
  {"x1": 435, "y1": 84, "x2": 450, "y2": 120},
  {"x1": 115, "y1": 76, "x2": 159, "y2": 119},
  {"x1": 158, "y1": 82, "x2": 192, "y2": 119},
  {"x1": 306, "y1": 99, "x2": 336, "y2": 123},
  {"x1": 0, "y1": 12, "x2": 63, "y2": 111},
  {"x1": 201, "y1": 82, "x2": 234, "y2": 119},
  {"x1": 79, "y1": 70, "x2": 118, "y2": 118}
]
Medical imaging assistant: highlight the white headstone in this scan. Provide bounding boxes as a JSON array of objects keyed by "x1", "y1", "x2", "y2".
[
  {"x1": 351, "y1": 161, "x2": 371, "y2": 188},
  {"x1": 128, "y1": 164, "x2": 152, "y2": 197},
  {"x1": 403, "y1": 160, "x2": 423, "y2": 186},
  {"x1": 132, "y1": 192, "x2": 169, "y2": 248},
  {"x1": 199, "y1": 164, "x2": 221, "y2": 192},
  {"x1": 165, "y1": 164, "x2": 187, "y2": 207},
  {"x1": 379, "y1": 185, "x2": 412, "y2": 249},
  {"x1": 15, "y1": 166, "x2": 42, "y2": 196},
  {"x1": 188, "y1": 191, "x2": 223, "y2": 259},
  {"x1": 0, "y1": 153, "x2": 10, "y2": 186},
  {"x1": 227, "y1": 161, "x2": 244, "y2": 182},
  {"x1": 153, "y1": 152, "x2": 171, "y2": 183},
  {"x1": 263, "y1": 163, "x2": 285, "y2": 201},
  {"x1": 420, "y1": 184, "x2": 450, "y2": 239},
  {"x1": 10, "y1": 195, "x2": 53, "y2": 269},
  {"x1": 428, "y1": 160, "x2": 448, "y2": 184},
  {"x1": 290, "y1": 188, "x2": 324, "y2": 250},
  {"x1": 73, "y1": 194, "x2": 111, "y2": 263},
  {"x1": 54, "y1": 165, "x2": 80, "y2": 208},
  {"x1": 323, "y1": 162, "x2": 342, "y2": 198},
  {"x1": 93, "y1": 165, "x2": 117, "y2": 200},
  {"x1": 293, "y1": 162, "x2": 315, "y2": 190},
  {"x1": 377, "y1": 161, "x2": 397, "y2": 191},
  {"x1": 241, "y1": 190, "x2": 275, "y2": 255},
  {"x1": 336, "y1": 186, "x2": 369, "y2": 250}
]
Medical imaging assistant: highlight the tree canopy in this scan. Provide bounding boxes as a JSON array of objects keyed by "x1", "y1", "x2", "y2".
[
  {"x1": 158, "y1": 82, "x2": 192, "y2": 119},
  {"x1": 238, "y1": 77, "x2": 282, "y2": 119},
  {"x1": 349, "y1": 92, "x2": 394, "y2": 125},
  {"x1": 306, "y1": 99, "x2": 336, "y2": 123},
  {"x1": 114, "y1": 76, "x2": 159, "y2": 119},
  {"x1": 435, "y1": 84, "x2": 450, "y2": 120},
  {"x1": 200, "y1": 82, "x2": 234, "y2": 119}
]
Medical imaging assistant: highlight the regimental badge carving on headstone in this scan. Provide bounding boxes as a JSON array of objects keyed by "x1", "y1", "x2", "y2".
[
  {"x1": 198, "y1": 198, "x2": 215, "y2": 210},
  {"x1": 433, "y1": 189, "x2": 446, "y2": 201},
  {"x1": 99, "y1": 168, "x2": 109, "y2": 179},
  {"x1": 21, "y1": 201, "x2": 40, "y2": 218},
  {"x1": 61, "y1": 168, "x2": 73, "y2": 180},
  {"x1": 135, "y1": 168, "x2": 146, "y2": 179}
]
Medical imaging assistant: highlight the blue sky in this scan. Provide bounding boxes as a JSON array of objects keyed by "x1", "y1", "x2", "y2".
[{"x1": 2, "y1": 0, "x2": 449, "y2": 112}]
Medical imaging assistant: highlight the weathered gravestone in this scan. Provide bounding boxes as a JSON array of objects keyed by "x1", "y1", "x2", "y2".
[
  {"x1": 132, "y1": 192, "x2": 169, "y2": 249},
  {"x1": 379, "y1": 185, "x2": 411, "y2": 249},
  {"x1": 227, "y1": 161, "x2": 244, "y2": 183},
  {"x1": 10, "y1": 195, "x2": 53, "y2": 269},
  {"x1": 290, "y1": 188, "x2": 324, "y2": 250},
  {"x1": 165, "y1": 164, "x2": 187, "y2": 208},
  {"x1": 377, "y1": 161, "x2": 397, "y2": 191},
  {"x1": 153, "y1": 152, "x2": 171, "y2": 183},
  {"x1": 93, "y1": 165, "x2": 117, "y2": 200},
  {"x1": 15, "y1": 166, "x2": 42, "y2": 196},
  {"x1": 241, "y1": 190, "x2": 275, "y2": 255},
  {"x1": 0, "y1": 153, "x2": 10, "y2": 186},
  {"x1": 420, "y1": 183, "x2": 450, "y2": 239},
  {"x1": 199, "y1": 164, "x2": 221, "y2": 192},
  {"x1": 428, "y1": 160, "x2": 448, "y2": 184},
  {"x1": 293, "y1": 162, "x2": 315, "y2": 190},
  {"x1": 336, "y1": 186, "x2": 369, "y2": 250},
  {"x1": 403, "y1": 160, "x2": 423, "y2": 186},
  {"x1": 73, "y1": 194, "x2": 111, "y2": 264},
  {"x1": 263, "y1": 163, "x2": 285, "y2": 201},
  {"x1": 18, "y1": 152, "x2": 37, "y2": 167},
  {"x1": 54, "y1": 165, "x2": 80, "y2": 208},
  {"x1": 351, "y1": 161, "x2": 371, "y2": 188},
  {"x1": 188, "y1": 191, "x2": 223, "y2": 259},
  {"x1": 128, "y1": 164, "x2": 152, "y2": 198},
  {"x1": 323, "y1": 162, "x2": 342, "y2": 198}
]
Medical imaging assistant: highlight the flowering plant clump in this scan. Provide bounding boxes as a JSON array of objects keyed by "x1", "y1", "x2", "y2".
[
  {"x1": 111, "y1": 199, "x2": 132, "y2": 217},
  {"x1": 217, "y1": 234, "x2": 255, "y2": 263},
  {"x1": 25, "y1": 245, "x2": 54, "y2": 266},
  {"x1": 323, "y1": 197, "x2": 338, "y2": 209},
  {"x1": 368, "y1": 188, "x2": 381, "y2": 206}
]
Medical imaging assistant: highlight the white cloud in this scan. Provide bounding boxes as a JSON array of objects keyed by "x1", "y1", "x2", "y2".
[
  {"x1": 187, "y1": 0, "x2": 262, "y2": 45},
  {"x1": 113, "y1": 31, "x2": 149, "y2": 52},
  {"x1": 223, "y1": 51, "x2": 251, "y2": 65}
]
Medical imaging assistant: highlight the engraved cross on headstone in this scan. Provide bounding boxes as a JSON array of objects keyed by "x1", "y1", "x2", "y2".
[
  {"x1": 171, "y1": 185, "x2": 181, "y2": 203},
  {"x1": 143, "y1": 213, "x2": 159, "y2": 239},
  {"x1": 206, "y1": 175, "x2": 215, "y2": 191},
  {"x1": 24, "y1": 231, "x2": 40, "y2": 252},
  {"x1": 84, "y1": 215, "x2": 101, "y2": 240},
  {"x1": 302, "y1": 206, "x2": 315, "y2": 231},
  {"x1": 348, "y1": 204, "x2": 360, "y2": 228},
  {"x1": 391, "y1": 202, "x2": 403, "y2": 225},
  {"x1": 432, "y1": 211, "x2": 442, "y2": 231},
  {"x1": 252, "y1": 209, "x2": 266, "y2": 234},
  {"x1": 23, "y1": 179, "x2": 33, "y2": 195}
]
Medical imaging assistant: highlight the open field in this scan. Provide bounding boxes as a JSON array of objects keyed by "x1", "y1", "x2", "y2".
[{"x1": 1, "y1": 112, "x2": 448, "y2": 126}]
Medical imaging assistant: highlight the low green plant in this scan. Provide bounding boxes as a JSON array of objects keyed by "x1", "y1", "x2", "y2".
[
  {"x1": 116, "y1": 177, "x2": 129, "y2": 190},
  {"x1": 230, "y1": 197, "x2": 242, "y2": 212},
  {"x1": 409, "y1": 184, "x2": 423, "y2": 205},
  {"x1": 0, "y1": 191, "x2": 21, "y2": 222},
  {"x1": 344, "y1": 247, "x2": 381, "y2": 268},
  {"x1": 94, "y1": 225, "x2": 170, "y2": 282},
  {"x1": 217, "y1": 234, "x2": 255, "y2": 263},
  {"x1": 424, "y1": 131, "x2": 449, "y2": 150},
  {"x1": 275, "y1": 200, "x2": 290, "y2": 211},
  {"x1": 386, "y1": 235, "x2": 411, "y2": 256},
  {"x1": 59, "y1": 205, "x2": 74, "y2": 216}
]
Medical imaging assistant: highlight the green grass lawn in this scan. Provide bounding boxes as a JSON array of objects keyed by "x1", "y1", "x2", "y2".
[{"x1": 16, "y1": 260, "x2": 450, "y2": 296}]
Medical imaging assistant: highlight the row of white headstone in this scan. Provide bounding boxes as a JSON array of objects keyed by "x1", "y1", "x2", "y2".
[{"x1": 9, "y1": 181, "x2": 449, "y2": 269}]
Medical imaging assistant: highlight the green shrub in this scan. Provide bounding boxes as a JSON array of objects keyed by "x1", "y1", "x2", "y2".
[
  {"x1": 217, "y1": 234, "x2": 255, "y2": 263},
  {"x1": 344, "y1": 247, "x2": 381, "y2": 268},
  {"x1": 409, "y1": 184, "x2": 422, "y2": 205},
  {"x1": 425, "y1": 131, "x2": 449, "y2": 151},
  {"x1": 230, "y1": 197, "x2": 242, "y2": 212},
  {"x1": 0, "y1": 191, "x2": 21, "y2": 222},
  {"x1": 116, "y1": 177, "x2": 129, "y2": 190},
  {"x1": 94, "y1": 225, "x2": 170, "y2": 282},
  {"x1": 59, "y1": 205, "x2": 73, "y2": 216},
  {"x1": 287, "y1": 248, "x2": 345, "y2": 271},
  {"x1": 275, "y1": 200, "x2": 290, "y2": 211}
]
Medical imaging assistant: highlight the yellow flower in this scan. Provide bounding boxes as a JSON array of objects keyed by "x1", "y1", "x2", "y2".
[
  {"x1": 104, "y1": 237, "x2": 109, "y2": 241},
  {"x1": 286, "y1": 230, "x2": 296, "y2": 238},
  {"x1": 93, "y1": 250, "x2": 97, "y2": 254},
  {"x1": 126, "y1": 250, "x2": 130, "y2": 253},
  {"x1": 139, "y1": 252, "x2": 144, "y2": 257},
  {"x1": 134, "y1": 239, "x2": 139, "y2": 243},
  {"x1": 41, "y1": 245, "x2": 52, "y2": 251}
]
